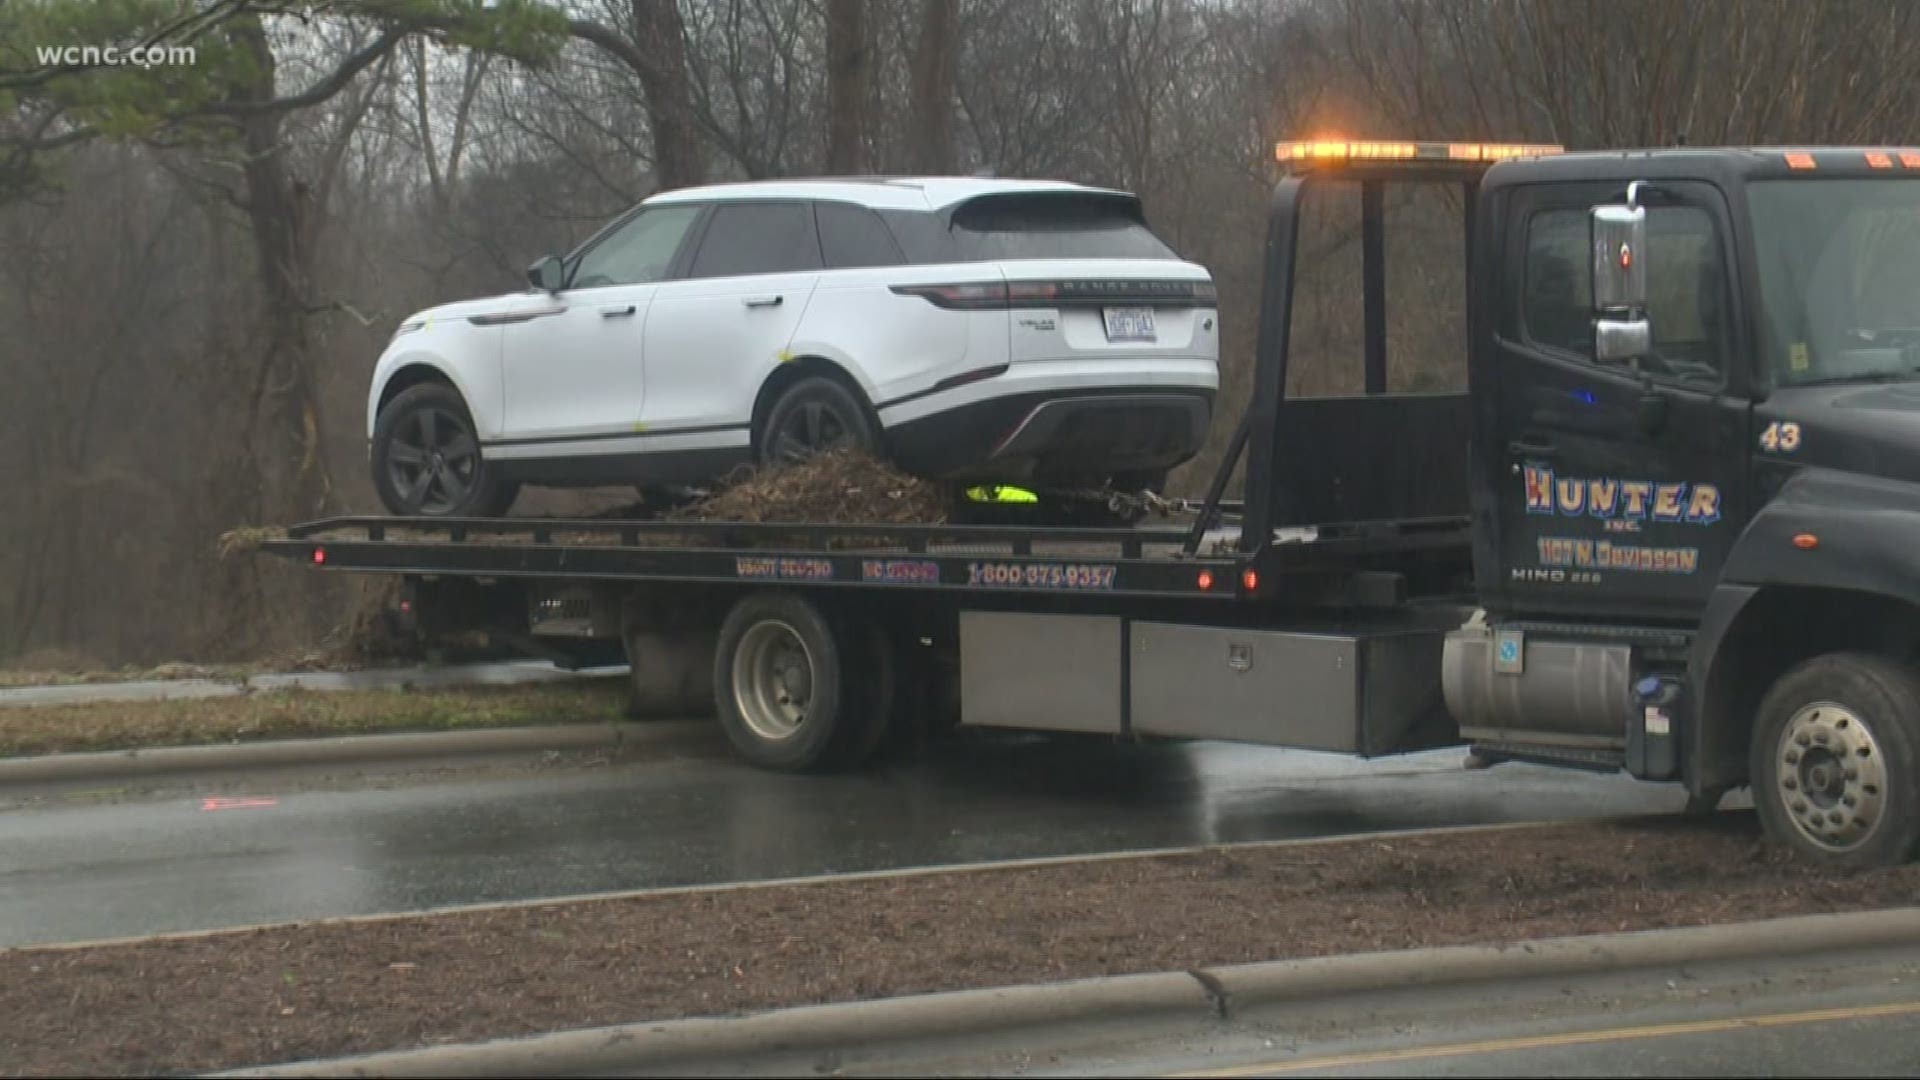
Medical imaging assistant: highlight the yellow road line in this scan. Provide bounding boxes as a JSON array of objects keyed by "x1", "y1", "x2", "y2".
[{"x1": 1166, "y1": 999, "x2": 1920, "y2": 1077}]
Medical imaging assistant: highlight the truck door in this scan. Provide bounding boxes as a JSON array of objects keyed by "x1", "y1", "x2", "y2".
[{"x1": 1488, "y1": 181, "x2": 1749, "y2": 620}]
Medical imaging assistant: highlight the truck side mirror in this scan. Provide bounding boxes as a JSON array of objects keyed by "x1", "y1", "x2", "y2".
[
  {"x1": 1591, "y1": 188, "x2": 1650, "y2": 364},
  {"x1": 526, "y1": 254, "x2": 566, "y2": 294}
]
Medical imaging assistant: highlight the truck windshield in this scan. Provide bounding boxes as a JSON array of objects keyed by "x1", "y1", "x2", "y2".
[{"x1": 1750, "y1": 179, "x2": 1920, "y2": 385}]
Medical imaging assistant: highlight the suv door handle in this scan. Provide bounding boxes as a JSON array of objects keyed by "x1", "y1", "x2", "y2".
[
  {"x1": 599, "y1": 304, "x2": 636, "y2": 318},
  {"x1": 1508, "y1": 438, "x2": 1557, "y2": 458},
  {"x1": 743, "y1": 295, "x2": 784, "y2": 308}
]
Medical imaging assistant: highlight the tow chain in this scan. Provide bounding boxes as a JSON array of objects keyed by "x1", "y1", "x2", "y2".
[{"x1": 1044, "y1": 487, "x2": 1195, "y2": 519}]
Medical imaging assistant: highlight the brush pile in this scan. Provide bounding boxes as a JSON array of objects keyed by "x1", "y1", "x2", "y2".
[{"x1": 668, "y1": 448, "x2": 948, "y2": 525}]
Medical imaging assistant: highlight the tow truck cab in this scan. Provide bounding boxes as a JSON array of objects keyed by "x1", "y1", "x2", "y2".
[{"x1": 1266, "y1": 142, "x2": 1920, "y2": 864}]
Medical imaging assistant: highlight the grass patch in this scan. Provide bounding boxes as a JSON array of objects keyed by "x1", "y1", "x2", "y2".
[
  {"x1": 0, "y1": 680, "x2": 632, "y2": 758},
  {"x1": 0, "y1": 663, "x2": 262, "y2": 689}
]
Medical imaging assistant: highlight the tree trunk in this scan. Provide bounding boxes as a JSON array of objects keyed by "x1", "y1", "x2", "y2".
[
  {"x1": 825, "y1": 0, "x2": 868, "y2": 174},
  {"x1": 909, "y1": 0, "x2": 960, "y2": 174},
  {"x1": 628, "y1": 0, "x2": 706, "y2": 190},
  {"x1": 230, "y1": 18, "x2": 333, "y2": 527},
  {"x1": 202, "y1": 17, "x2": 339, "y2": 653}
]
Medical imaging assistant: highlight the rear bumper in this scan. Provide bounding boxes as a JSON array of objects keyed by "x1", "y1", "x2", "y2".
[{"x1": 887, "y1": 388, "x2": 1213, "y2": 482}]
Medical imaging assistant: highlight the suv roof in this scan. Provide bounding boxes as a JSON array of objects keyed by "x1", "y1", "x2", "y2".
[{"x1": 643, "y1": 176, "x2": 1134, "y2": 212}]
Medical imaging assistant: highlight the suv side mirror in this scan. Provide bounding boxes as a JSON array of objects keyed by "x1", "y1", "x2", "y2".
[
  {"x1": 527, "y1": 255, "x2": 566, "y2": 294},
  {"x1": 1591, "y1": 185, "x2": 1650, "y2": 363}
]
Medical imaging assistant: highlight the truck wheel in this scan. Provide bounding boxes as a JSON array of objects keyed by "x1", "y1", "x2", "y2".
[
  {"x1": 713, "y1": 592, "x2": 850, "y2": 772},
  {"x1": 1751, "y1": 652, "x2": 1920, "y2": 868},
  {"x1": 842, "y1": 621, "x2": 898, "y2": 768}
]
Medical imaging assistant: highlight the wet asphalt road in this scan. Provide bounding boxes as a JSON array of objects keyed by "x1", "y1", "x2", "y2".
[{"x1": 0, "y1": 731, "x2": 1686, "y2": 948}]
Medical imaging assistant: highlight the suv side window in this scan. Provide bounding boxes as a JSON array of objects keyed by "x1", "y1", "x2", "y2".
[
  {"x1": 688, "y1": 202, "x2": 822, "y2": 278},
  {"x1": 816, "y1": 202, "x2": 903, "y2": 268},
  {"x1": 1522, "y1": 206, "x2": 1727, "y2": 382},
  {"x1": 570, "y1": 205, "x2": 702, "y2": 289}
]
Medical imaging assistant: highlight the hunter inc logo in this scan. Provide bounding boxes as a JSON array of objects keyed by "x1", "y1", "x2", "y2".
[{"x1": 35, "y1": 44, "x2": 198, "y2": 69}]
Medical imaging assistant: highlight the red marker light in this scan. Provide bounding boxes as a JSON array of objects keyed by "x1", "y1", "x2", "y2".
[
  {"x1": 1792, "y1": 533, "x2": 1819, "y2": 550},
  {"x1": 1197, "y1": 570, "x2": 1215, "y2": 590},
  {"x1": 1619, "y1": 244, "x2": 1633, "y2": 270},
  {"x1": 1241, "y1": 569, "x2": 1260, "y2": 592},
  {"x1": 312, "y1": 547, "x2": 327, "y2": 564},
  {"x1": 399, "y1": 599, "x2": 412, "y2": 613}
]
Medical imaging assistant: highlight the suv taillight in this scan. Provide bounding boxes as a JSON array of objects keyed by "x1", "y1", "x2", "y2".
[
  {"x1": 890, "y1": 282, "x2": 1009, "y2": 309},
  {"x1": 892, "y1": 279, "x2": 1217, "y2": 309}
]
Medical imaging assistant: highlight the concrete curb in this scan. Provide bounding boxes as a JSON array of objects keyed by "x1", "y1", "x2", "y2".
[
  {"x1": 223, "y1": 971, "x2": 1212, "y2": 1079},
  {"x1": 1200, "y1": 905, "x2": 1920, "y2": 1007},
  {"x1": 218, "y1": 906, "x2": 1920, "y2": 1078},
  {"x1": 0, "y1": 720, "x2": 710, "y2": 786}
]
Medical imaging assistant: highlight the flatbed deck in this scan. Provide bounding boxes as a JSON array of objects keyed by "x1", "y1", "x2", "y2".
[{"x1": 263, "y1": 513, "x2": 1472, "y2": 602}]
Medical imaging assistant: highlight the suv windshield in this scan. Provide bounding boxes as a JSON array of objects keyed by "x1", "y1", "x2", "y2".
[
  {"x1": 1750, "y1": 179, "x2": 1920, "y2": 385},
  {"x1": 947, "y1": 193, "x2": 1179, "y2": 260}
]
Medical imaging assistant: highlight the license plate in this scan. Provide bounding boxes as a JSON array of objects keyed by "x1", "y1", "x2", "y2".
[{"x1": 1103, "y1": 306, "x2": 1156, "y2": 343}]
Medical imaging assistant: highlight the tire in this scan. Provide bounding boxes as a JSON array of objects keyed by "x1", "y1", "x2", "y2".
[
  {"x1": 758, "y1": 376, "x2": 878, "y2": 466},
  {"x1": 1112, "y1": 469, "x2": 1169, "y2": 495},
  {"x1": 372, "y1": 383, "x2": 517, "y2": 517},
  {"x1": 1751, "y1": 651, "x2": 1920, "y2": 868},
  {"x1": 628, "y1": 486, "x2": 702, "y2": 519},
  {"x1": 841, "y1": 620, "x2": 898, "y2": 768},
  {"x1": 712, "y1": 591, "x2": 853, "y2": 772}
]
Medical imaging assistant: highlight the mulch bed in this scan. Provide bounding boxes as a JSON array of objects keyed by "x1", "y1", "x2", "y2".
[{"x1": 7, "y1": 814, "x2": 1920, "y2": 1077}]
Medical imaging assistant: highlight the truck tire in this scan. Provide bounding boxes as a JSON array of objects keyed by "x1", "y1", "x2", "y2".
[
  {"x1": 1751, "y1": 652, "x2": 1920, "y2": 868},
  {"x1": 841, "y1": 620, "x2": 898, "y2": 768},
  {"x1": 713, "y1": 592, "x2": 852, "y2": 772}
]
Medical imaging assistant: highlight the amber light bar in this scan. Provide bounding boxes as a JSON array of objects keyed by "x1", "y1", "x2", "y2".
[{"x1": 1274, "y1": 139, "x2": 1564, "y2": 171}]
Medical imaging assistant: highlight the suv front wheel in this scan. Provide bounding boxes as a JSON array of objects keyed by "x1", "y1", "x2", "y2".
[{"x1": 372, "y1": 382, "x2": 518, "y2": 517}]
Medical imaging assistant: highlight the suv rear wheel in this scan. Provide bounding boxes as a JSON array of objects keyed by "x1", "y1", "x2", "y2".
[{"x1": 758, "y1": 376, "x2": 878, "y2": 466}]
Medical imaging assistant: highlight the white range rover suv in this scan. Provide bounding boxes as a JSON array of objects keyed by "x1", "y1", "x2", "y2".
[{"x1": 368, "y1": 177, "x2": 1219, "y2": 516}]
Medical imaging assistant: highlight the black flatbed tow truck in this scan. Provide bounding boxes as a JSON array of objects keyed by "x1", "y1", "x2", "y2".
[{"x1": 265, "y1": 139, "x2": 1920, "y2": 867}]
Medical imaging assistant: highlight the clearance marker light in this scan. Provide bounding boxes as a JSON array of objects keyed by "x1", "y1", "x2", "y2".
[
  {"x1": 1275, "y1": 139, "x2": 1562, "y2": 171},
  {"x1": 1901, "y1": 151, "x2": 1920, "y2": 168},
  {"x1": 1241, "y1": 568, "x2": 1260, "y2": 592},
  {"x1": 1867, "y1": 151, "x2": 1894, "y2": 169},
  {"x1": 1793, "y1": 533, "x2": 1820, "y2": 550},
  {"x1": 1785, "y1": 152, "x2": 1817, "y2": 170},
  {"x1": 1197, "y1": 570, "x2": 1215, "y2": 591},
  {"x1": 313, "y1": 547, "x2": 327, "y2": 565}
]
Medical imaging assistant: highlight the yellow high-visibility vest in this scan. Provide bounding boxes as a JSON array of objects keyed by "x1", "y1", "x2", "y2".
[{"x1": 964, "y1": 485, "x2": 1039, "y2": 504}]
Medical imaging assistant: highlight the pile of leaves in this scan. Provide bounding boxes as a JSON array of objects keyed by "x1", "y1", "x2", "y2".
[{"x1": 664, "y1": 449, "x2": 949, "y2": 525}]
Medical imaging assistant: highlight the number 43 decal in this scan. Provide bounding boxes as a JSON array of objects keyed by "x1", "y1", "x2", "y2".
[{"x1": 1760, "y1": 421, "x2": 1803, "y2": 453}]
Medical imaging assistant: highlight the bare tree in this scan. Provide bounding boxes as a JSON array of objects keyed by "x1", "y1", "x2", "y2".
[
  {"x1": 909, "y1": 0, "x2": 959, "y2": 173},
  {"x1": 570, "y1": 1, "x2": 708, "y2": 189},
  {"x1": 824, "y1": 0, "x2": 869, "y2": 174}
]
